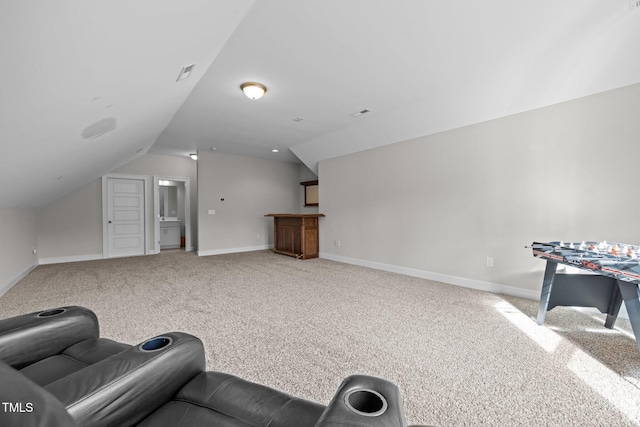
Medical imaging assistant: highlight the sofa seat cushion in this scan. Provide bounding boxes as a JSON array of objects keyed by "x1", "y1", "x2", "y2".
[
  {"x1": 20, "y1": 337, "x2": 131, "y2": 386},
  {"x1": 137, "y1": 372, "x2": 325, "y2": 427},
  {"x1": 20, "y1": 354, "x2": 87, "y2": 387}
]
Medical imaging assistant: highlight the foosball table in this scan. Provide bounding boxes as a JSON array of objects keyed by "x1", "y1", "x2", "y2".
[{"x1": 530, "y1": 241, "x2": 640, "y2": 351}]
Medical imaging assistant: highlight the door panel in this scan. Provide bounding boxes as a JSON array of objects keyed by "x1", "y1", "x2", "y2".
[{"x1": 107, "y1": 178, "x2": 145, "y2": 258}]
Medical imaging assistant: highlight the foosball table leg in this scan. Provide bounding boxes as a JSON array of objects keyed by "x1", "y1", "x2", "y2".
[
  {"x1": 616, "y1": 281, "x2": 640, "y2": 352},
  {"x1": 537, "y1": 261, "x2": 558, "y2": 325},
  {"x1": 604, "y1": 283, "x2": 623, "y2": 329}
]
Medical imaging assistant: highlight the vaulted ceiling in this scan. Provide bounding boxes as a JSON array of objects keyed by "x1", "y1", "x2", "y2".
[{"x1": 2, "y1": 1, "x2": 639, "y2": 209}]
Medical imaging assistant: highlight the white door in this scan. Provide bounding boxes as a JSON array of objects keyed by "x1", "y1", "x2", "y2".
[{"x1": 106, "y1": 178, "x2": 145, "y2": 258}]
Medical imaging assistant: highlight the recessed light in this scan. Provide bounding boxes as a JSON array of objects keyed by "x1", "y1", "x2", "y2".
[
  {"x1": 293, "y1": 117, "x2": 304, "y2": 122},
  {"x1": 272, "y1": 149, "x2": 279, "y2": 153},
  {"x1": 210, "y1": 147, "x2": 217, "y2": 151}
]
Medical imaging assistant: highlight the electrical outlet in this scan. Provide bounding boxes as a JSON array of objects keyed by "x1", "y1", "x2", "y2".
[
  {"x1": 486, "y1": 257, "x2": 494, "y2": 267},
  {"x1": 631, "y1": 0, "x2": 640, "y2": 10}
]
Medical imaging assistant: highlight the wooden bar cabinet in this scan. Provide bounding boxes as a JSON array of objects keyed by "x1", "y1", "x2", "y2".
[{"x1": 264, "y1": 214, "x2": 325, "y2": 259}]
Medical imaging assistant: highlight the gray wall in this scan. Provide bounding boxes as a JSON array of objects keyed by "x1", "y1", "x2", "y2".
[
  {"x1": 37, "y1": 179, "x2": 103, "y2": 260},
  {"x1": 198, "y1": 151, "x2": 302, "y2": 254},
  {"x1": 0, "y1": 208, "x2": 38, "y2": 295},
  {"x1": 36, "y1": 154, "x2": 197, "y2": 261},
  {"x1": 319, "y1": 83, "x2": 640, "y2": 296},
  {"x1": 32, "y1": 151, "x2": 298, "y2": 264}
]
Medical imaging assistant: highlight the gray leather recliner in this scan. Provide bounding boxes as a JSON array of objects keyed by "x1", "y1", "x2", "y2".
[{"x1": 0, "y1": 306, "x2": 408, "y2": 427}]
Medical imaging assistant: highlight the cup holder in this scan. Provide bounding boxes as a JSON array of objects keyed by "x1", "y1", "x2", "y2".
[
  {"x1": 344, "y1": 388, "x2": 388, "y2": 417},
  {"x1": 37, "y1": 309, "x2": 66, "y2": 317},
  {"x1": 139, "y1": 336, "x2": 173, "y2": 352}
]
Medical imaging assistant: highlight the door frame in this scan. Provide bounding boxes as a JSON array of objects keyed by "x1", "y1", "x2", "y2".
[
  {"x1": 153, "y1": 176, "x2": 191, "y2": 253},
  {"x1": 101, "y1": 174, "x2": 151, "y2": 258}
]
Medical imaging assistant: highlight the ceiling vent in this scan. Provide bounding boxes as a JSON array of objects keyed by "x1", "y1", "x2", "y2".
[
  {"x1": 177, "y1": 63, "x2": 197, "y2": 82},
  {"x1": 81, "y1": 117, "x2": 117, "y2": 139},
  {"x1": 352, "y1": 109, "x2": 372, "y2": 117}
]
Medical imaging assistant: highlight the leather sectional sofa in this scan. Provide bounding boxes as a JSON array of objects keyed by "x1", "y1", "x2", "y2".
[{"x1": 0, "y1": 306, "x2": 410, "y2": 427}]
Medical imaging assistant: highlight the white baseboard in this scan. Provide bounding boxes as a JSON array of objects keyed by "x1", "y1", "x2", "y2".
[
  {"x1": 38, "y1": 254, "x2": 103, "y2": 265},
  {"x1": 320, "y1": 252, "x2": 541, "y2": 301},
  {"x1": 197, "y1": 244, "x2": 273, "y2": 257},
  {"x1": 320, "y1": 254, "x2": 631, "y2": 320},
  {"x1": 0, "y1": 263, "x2": 38, "y2": 297}
]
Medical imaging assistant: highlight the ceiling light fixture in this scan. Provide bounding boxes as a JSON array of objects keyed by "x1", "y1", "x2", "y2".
[
  {"x1": 240, "y1": 82, "x2": 267, "y2": 100},
  {"x1": 272, "y1": 149, "x2": 279, "y2": 153},
  {"x1": 190, "y1": 153, "x2": 198, "y2": 160}
]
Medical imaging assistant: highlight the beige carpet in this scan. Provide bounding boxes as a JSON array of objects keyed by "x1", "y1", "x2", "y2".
[{"x1": 1, "y1": 250, "x2": 640, "y2": 426}]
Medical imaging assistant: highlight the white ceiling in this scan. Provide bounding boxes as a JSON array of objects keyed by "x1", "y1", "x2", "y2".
[{"x1": 2, "y1": 1, "x2": 640, "y2": 209}]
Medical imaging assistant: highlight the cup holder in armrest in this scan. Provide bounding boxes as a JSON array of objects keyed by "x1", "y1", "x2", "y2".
[
  {"x1": 37, "y1": 308, "x2": 66, "y2": 317},
  {"x1": 139, "y1": 336, "x2": 173, "y2": 352},
  {"x1": 314, "y1": 375, "x2": 406, "y2": 427},
  {"x1": 344, "y1": 388, "x2": 388, "y2": 417}
]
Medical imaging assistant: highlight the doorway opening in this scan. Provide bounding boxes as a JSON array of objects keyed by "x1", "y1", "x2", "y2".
[{"x1": 153, "y1": 176, "x2": 191, "y2": 253}]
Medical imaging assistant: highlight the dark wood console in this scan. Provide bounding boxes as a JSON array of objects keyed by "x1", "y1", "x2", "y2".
[{"x1": 265, "y1": 214, "x2": 325, "y2": 259}]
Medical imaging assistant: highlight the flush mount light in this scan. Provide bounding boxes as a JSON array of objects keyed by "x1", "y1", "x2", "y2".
[
  {"x1": 240, "y1": 82, "x2": 267, "y2": 100},
  {"x1": 190, "y1": 153, "x2": 198, "y2": 160}
]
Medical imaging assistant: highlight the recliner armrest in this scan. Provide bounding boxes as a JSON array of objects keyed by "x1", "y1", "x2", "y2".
[
  {"x1": 45, "y1": 332, "x2": 205, "y2": 427},
  {"x1": 0, "y1": 306, "x2": 99, "y2": 368},
  {"x1": 314, "y1": 375, "x2": 408, "y2": 427}
]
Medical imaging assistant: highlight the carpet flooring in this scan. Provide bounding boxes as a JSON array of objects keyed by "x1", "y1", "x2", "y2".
[{"x1": 1, "y1": 249, "x2": 640, "y2": 426}]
